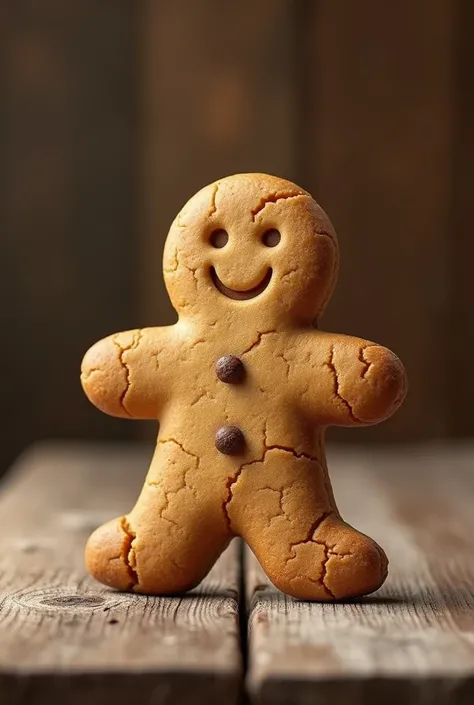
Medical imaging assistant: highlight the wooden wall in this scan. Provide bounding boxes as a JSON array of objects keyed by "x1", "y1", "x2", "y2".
[
  {"x1": 1, "y1": 1, "x2": 139, "y2": 473},
  {"x1": 1, "y1": 1, "x2": 472, "y2": 471}
]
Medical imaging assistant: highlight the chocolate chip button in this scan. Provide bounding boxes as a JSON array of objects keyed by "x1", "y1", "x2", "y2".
[
  {"x1": 215, "y1": 426, "x2": 245, "y2": 455},
  {"x1": 216, "y1": 355, "x2": 245, "y2": 384}
]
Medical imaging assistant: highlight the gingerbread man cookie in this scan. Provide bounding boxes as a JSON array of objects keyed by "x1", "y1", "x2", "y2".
[{"x1": 81, "y1": 174, "x2": 407, "y2": 600}]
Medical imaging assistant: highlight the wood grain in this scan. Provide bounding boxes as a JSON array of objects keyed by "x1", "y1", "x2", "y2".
[
  {"x1": 305, "y1": 1, "x2": 454, "y2": 441},
  {"x1": 246, "y1": 444, "x2": 474, "y2": 704},
  {"x1": 0, "y1": 443, "x2": 242, "y2": 704}
]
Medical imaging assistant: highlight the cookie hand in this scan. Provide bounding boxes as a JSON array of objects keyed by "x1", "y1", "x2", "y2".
[
  {"x1": 318, "y1": 338, "x2": 407, "y2": 426},
  {"x1": 81, "y1": 328, "x2": 166, "y2": 419}
]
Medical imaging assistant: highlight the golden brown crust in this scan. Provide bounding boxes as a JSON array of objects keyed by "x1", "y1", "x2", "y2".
[
  {"x1": 81, "y1": 327, "x2": 174, "y2": 419},
  {"x1": 226, "y1": 449, "x2": 387, "y2": 601},
  {"x1": 85, "y1": 518, "x2": 136, "y2": 591},
  {"x1": 80, "y1": 336, "x2": 130, "y2": 418},
  {"x1": 81, "y1": 173, "x2": 406, "y2": 600}
]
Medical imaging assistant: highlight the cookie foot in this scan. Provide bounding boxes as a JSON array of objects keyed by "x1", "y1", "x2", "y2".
[
  {"x1": 246, "y1": 513, "x2": 387, "y2": 602},
  {"x1": 86, "y1": 495, "x2": 231, "y2": 595},
  {"x1": 314, "y1": 514, "x2": 388, "y2": 600},
  {"x1": 85, "y1": 517, "x2": 137, "y2": 591}
]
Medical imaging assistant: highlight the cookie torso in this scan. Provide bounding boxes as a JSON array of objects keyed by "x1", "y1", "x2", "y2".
[
  {"x1": 141, "y1": 321, "x2": 346, "y2": 545},
  {"x1": 153, "y1": 326, "x2": 319, "y2": 460}
]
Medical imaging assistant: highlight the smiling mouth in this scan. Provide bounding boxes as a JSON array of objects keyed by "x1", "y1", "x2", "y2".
[{"x1": 210, "y1": 267, "x2": 272, "y2": 300}]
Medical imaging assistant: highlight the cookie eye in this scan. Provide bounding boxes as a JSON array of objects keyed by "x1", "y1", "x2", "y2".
[
  {"x1": 262, "y1": 229, "x2": 281, "y2": 247},
  {"x1": 210, "y1": 229, "x2": 229, "y2": 248}
]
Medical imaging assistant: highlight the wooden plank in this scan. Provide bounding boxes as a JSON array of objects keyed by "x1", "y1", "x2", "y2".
[
  {"x1": 0, "y1": 443, "x2": 242, "y2": 704},
  {"x1": 138, "y1": 0, "x2": 297, "y2": 327},
  {"x1": 304, "y1": 1, "x2": 454, "y2": 441},
  {"x1": 246, "y1": 444, "x2": 474, "y2": 704},
  {"x1": 0, "y1": 2, "x2": 139, "y2": 474}
]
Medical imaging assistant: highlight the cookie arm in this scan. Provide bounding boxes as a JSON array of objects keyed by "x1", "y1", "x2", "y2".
[
  {"x1": 312, "y1": 334, "x2": 407, "y2": 427},
  {"x1": 81, "y1": 328, "x2": 168, "y2": 419}
]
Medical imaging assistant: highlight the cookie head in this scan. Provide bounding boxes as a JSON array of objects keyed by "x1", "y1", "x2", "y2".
[{"x1": 163, "y1": 173, "x2": 339, "y2": 324}]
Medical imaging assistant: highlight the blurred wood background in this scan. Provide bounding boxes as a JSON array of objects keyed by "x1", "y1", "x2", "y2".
[{"x1": 1, "y1": 0, "x2": 473, "y2": 473}]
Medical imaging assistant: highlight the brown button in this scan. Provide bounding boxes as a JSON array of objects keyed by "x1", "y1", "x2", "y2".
[
  {"x1": 215, "y1": 426, "x2": 245, "y2": 455},
  {"x1": 216, "y1": 355, "x2": 245, "y2": 384}
]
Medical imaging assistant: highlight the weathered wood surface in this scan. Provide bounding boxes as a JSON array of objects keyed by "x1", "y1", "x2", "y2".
[
  {"x1": 0, "y1": 443, "x2": 242, "y2": 705},
  {"x1": 247, "y1": 444, "x2": 474, "y2": 705}
]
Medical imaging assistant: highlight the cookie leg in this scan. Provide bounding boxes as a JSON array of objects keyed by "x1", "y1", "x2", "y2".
[
  {"x1": 86, "y1": 496, "x2": 230, "y2": 595},
  {"x1": 226, "y1": 448, "x2": 387, "y2": 601},
  {"x1": 86, "y1": 463, "x2": 231, "y2": 595},
  {"x1": 244, "y1": 511, "x2": 387, "y2": 601}
]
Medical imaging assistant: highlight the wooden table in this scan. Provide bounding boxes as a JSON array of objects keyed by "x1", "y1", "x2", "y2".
[{"x1": 0, "y1": 442, "x2": 473, "y2": 704}]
